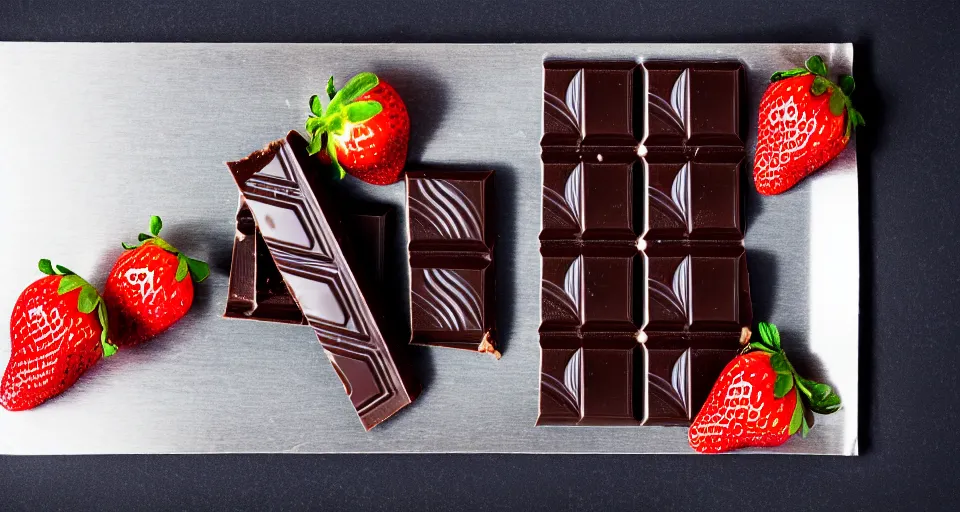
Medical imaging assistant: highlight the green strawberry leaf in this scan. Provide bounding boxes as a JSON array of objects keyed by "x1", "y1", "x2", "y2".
[
  {"x1": 770, "y1": 68, "x2": 808, "y2": 82},
  {"x1": 809, "y1": 381, "x2": 833, "y2": 403},
  {"x1": 810, "y1": 76, "x2": 830, "y2": 96},
  {"x1": 38, "y1": 259, "x2": 55, "y2": 275},
  {"x1": 149, "y1": 215, "x2": 162, "y2": 236},
  {"x1": 57, "y1": 275, "x2": 85, "y2": 295},
  {"x1": 150, "y1": 237, "x2": 177, "y2": 254},
  {"x1": 774, "y1": 372, "x2": 795, "y2": 398},
  {"x1": 850, "y1": 108, "x2": 866, "y2": 127},
  {"x1": 309, "y1": 94, "x2": 323, "y2": 117},
  {"x1": 327, "y1": 72, "x2": 379, "y2": 113},
  {"x1": 325, "y1": 115, "x2": 344, "y2": 134},
  {"x1": 839, "y1": 75, "x2": 855, "y2": 96},
  {"x1": 801, "y1": 414, "x2": 810, "y2": 438},
  {"x1": 96, "y1": 301, "x2": 115, "y2": 357},
  {"x1": 749, "y1": 341, "x2": 776, "y2": 353},
  {"x1": 809, "y1": 393, "x2": 842, "y2": 414},
  {"x1": 810, "y1": 388, "x2": 842, "y2": 414},
  {"x1": 77, "y1": 285, "x2": 99, "y2": 314},
  {"x1": 829, "y1": 88, "x2": 846, "y2": 116},
  {"x1": 789, "y1": 390, "x2": 804, "y2": 435},
  {"x1": 306, "y1": 131, "x2": 324, "y2": 155},
  {"x1": 757, "y1": 322, "x2": 781, "y2": 351},
  {"x1": 796, "y1": 376, "x2": 842, "y2": 414},
  {"x1": 175, "y1": 254, "x2": 189, "y2": 282},
  {"x1": 305, "y1": 116, "x2": 325, "y2": 135},
  {"x1": 845, "y1": 108, "x2": 866, "y2": 138},
  {"x1": 101, "y1": 340, "x2": 118, "y2": 357},
  {"x1": 326, "y1": 76, "x2": 337, "y2": 100},
  {"x1": 55, "y1": 265, "x2": 75, "y2": 276},
  {"x1": 344, "y1": 100, "x2": 383, "y2": 123},
  {"x1": 121, "y1": 241, "x2": 139, "y2": 250},
  {"x1": 187, "y1": 257, "x2": 210, "y2": 283},
  {"x1": 326, "y1": 134, "x2": 346, "y2": 180},
  {"x1": 770, "y1": 352, "x2": 791, "y2": 376},
  {"x1": 805, "y1": 55, "x2": 828, "y2": 77},
  {"x1": 138, "y1": 233, "x2": 153, "y2": 242}
]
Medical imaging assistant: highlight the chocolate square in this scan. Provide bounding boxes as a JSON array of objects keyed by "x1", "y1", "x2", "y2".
[
  {"x1": 643, "y1": 244, "x2": 750, "y2": 332},
  {"x1": 580, "y1": 338, "x2": 642, "y2": 425},
  {"x1": 407, "y1": 170, "x2": 493, "y2": 252},
  {"x1": 642, "y1": 61, "x2": 743, "y2": 151},
  {"x1": 542, "y1": 61, "x2": 638, "y2": 152},
  {"x1": 645, "y1": 159, "x2": 743, "y2": 241},
  {"x1": 540, "y1": 252, "x2": 583, "y2": 330},
  {"x1": 581, "y1": 256, "x2": 636, "y2": 331},
  {"x1": 541, "y1": 161, "x2": 584, "y2": 240},
  {"x1": 581, "y1": 162, "x2": 638, "y2": 241}
]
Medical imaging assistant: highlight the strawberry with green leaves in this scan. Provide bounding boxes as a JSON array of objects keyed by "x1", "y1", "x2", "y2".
[
  {"x1": 688, "y1": 322, "x2": 842, "y2": 453},
  {"x1": 753, "y1": 55, "x2": 865, "y2": 195},
  {"x1": 305, "y1": 72, "x2": 410, "y2": 185},
  {"x1": 1, "y1": 260, "x2": 117, "y2": 411},
  {"x1": 102, "y1": 216, "x2": 209, "y2": 347}
]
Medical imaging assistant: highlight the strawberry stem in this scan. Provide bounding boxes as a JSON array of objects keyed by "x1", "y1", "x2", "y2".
[
  {"x1": 771, "y1": 55, "x2": 865, "y2": 137},
  {"x1": 38, "y1": 258, "x2": 117, "y2": 357},
  {"x1": 120, "y1": 216, "x2": 210, "y2": 283},
  {"x1": 748, "y1": 321, "x2": 844, "y2": 437},
  {"x1": 304, "y1": 72, "x2": 384, "y2": 180}
]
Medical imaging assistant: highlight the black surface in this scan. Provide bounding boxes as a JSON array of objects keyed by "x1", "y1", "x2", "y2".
[{"x1": 2, "y1": 0, "x2": 959, "y2": 510}]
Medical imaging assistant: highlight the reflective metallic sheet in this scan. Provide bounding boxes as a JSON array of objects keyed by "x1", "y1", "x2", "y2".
[{"x1": 0, "y1": 43, "x2": 857, "y2": 454}]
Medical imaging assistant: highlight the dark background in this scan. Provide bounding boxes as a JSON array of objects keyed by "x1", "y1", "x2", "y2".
[{"x1": 1, "y1": 0, "x2": 957, "y2": 510}]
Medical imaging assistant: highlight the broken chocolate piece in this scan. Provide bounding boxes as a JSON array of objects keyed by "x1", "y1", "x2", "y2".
[
  {"x1": 405, "y1": 170, "x2": 498, "y2": 357},
  {"x1": 227, "y1": 131, "x2": 419, "y2": 430}
]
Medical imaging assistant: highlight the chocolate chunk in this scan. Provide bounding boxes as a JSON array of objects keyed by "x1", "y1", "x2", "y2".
[
  {"x1": 538, "y1": 60, "x2": 752, "y2": 426},
  {"x1": 225, "y1": 200, "x2": 393, "y2": 325},
  {"x1": 226, "y1": 131, "x2": 419, "y2": 430},
  {"x1": 405, "y1": 170, "x2": 498, "y2": 357}
]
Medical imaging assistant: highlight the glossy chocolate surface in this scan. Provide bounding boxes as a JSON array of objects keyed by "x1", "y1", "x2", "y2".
[
  {"x1": 406, "y1": 170, "x2": 497, "y2": 355},
  {"x1": 227, "y1": 131, "x2": 419, "y2": 430},
  {"x1": 538, "y1": 60, "x2": 751, "y2": 426},
  {"x1": 225, "y1": 200, "x2": 392, "y2": 324}
]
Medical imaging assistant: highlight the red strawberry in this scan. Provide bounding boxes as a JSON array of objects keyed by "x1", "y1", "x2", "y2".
[
  {"x1": 304, "y1": 72, "x2": 410, "y2": 185},
  {"x1": 1, "y1": 260, "x2": 117, "y2": 411},
  {"x1": 753, "y1": 55, "x2": 865, "y2": 195},
  {"x1": 102, "y1": 216, "x2": 209, "y2": 346},
  {"x1": 689, "y1": 322, "x2": 842, "y2": 453}
]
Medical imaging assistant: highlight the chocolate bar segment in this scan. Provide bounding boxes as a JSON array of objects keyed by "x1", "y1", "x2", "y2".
[
  {"x1": 225, "y1": 200, "x2": 392, "y2": 324},
  {"x1": 406, "y1": 170, "x2": 497, "y2": 357},
  {"x1": 538, "y1": 60, "x2": 752, "y2": 427},
  {"x1": 542, "y1": 60, "x2": 639, "y2": 153},
  {"x1": 227, "y1": 131, "x2": 419, "y2": 430},
  {"x1": 642, "y1": 61, "x2": 744, "y2": 151},
  {"x1": 225, "y1": 200, "x2": 304, "y2": 324}
]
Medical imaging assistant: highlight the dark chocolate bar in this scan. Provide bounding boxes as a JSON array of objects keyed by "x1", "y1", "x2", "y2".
[
  {"x1": 225, "y1": 200, "x2": 392, "y2": 325},
  {"x1": 538, "y1": 60, "x2": 752, "y2": 427},
  {"x1": 405, "y1": 170, "x2": 498, "y2": 357},
  {"x1": 227, "y1": 131, "x2": 420, "y2": 430}
]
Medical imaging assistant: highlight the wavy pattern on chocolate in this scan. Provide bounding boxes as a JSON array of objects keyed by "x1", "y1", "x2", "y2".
[
  {"x1": 649, "y1": 255, "x2": 691, "y2": 325},
  {"x1": 544, "y1": 69, "x2": 583, "y2": 136},
  {"x1": 412, "y1": 269, "x2": 482, "y2": 331},
  {"x1": 227, "y1": 131, "x2": 418, "y2": 431},
  {"x1": 543, "y1": 163, "x2": 583, "y2": 233},
  {"x1": 648, "y1": 162, "x2": 691, "y2": 232},
  {"x1": 648, "y1": 350, "x2": 690, "y2": 419},
  {"x1": 648, "y1": 70, "x2": 687, "y2": 135},
  {"x1": 540, "y1": 348, "x2": 582, "y2": 417},
  {"x1": 409, "y1": 179, "x2": 483, "y2": 241}
]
